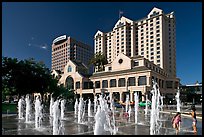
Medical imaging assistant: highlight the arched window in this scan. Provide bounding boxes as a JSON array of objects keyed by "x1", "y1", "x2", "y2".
[
  {"x1": 67, "y1": 65, "x2": 72, "y2": 72},
  {"x1": 66, "y1": 76, "x2": 74, "y2": 89}
]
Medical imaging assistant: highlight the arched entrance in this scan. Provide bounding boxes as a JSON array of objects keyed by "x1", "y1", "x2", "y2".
[{"x1": 65, "y1": 76, "x2": 74, "y2": 90}]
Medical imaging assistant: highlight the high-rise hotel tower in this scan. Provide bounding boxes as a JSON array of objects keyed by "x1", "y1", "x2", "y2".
[
  {"x1": 51, "y1": 35, "x2": 94, "y2": 73},
  {"x1": 94, "y1": 7, "x2": 176, "y2": 79}
]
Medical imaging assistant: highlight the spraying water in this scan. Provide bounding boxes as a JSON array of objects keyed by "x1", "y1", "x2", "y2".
[
  {"x1": 94, "y1": 95, "x2": 118, "y2": 135},
  {"x1": 134, "y1": 92, "x2": 139, "y2": 124},
  {"x1": 25, "y1": 94, "x2": 32, "y2": 123},
  {"x1": 78, "y1": 97, "x2": 85, "y2": 124},
  {"x1": 74, "y1": 98, "x2": 78, "y2": 116},
  {"x1": 125, "y1": 94, "x2": 129, "y2": 113},
  {"x1": 128, "y1": 101, "x2": 132, "y2": 117},
  {"x1": 50, "y1": 94, "x2": 54, "y2": 117},
  {"x1": 53, "y1": 99, "x2": 61, "y2": 135},
  {"x1": 150, "y1": 80, "x2": 162, "y2": 135},
  {"x1": 35, "y1": 96, "x2": 43, "y2": 129},
  {"x1": 60, "y1": 99, "x2": 66, "y2": 120},
  {"x1": 160, "y1": 96, "x2": 164, "y2": 111},
  {"x1": 94, "y1": 95, "x2": 98, "y2": 113},
  {"x1": 18, "y1": 96, "x2": 25, "y2": 119},
  {"x1": 94, "y1": 105, "x2": 104, "y2": 135},
  {"x1": 175, "y1": 88, "x2": 181, "y2": 112},
  {"x1": 88, "y1": 99, "x2": 92, "y2": 117},
  {"x1": 145, "y1": 94, "x2": 148, "y2": 115}
]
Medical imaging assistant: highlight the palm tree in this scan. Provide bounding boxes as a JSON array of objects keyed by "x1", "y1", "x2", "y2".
[{"x1": 89, "y1": 52, "x2": 108, "y2": 72}]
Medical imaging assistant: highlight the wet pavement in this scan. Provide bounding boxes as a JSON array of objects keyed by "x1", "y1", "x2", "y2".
[{"x1": 2, "y1": 108, "x2": 202, "y2": 135}]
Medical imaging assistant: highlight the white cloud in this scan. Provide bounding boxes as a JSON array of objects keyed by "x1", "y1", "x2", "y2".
[{"x1": 28, "y1": 43, "x2": 48, "y2": 50}]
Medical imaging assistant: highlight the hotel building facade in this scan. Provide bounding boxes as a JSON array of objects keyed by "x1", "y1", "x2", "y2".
[
  {"x1": 94, "y1": 7, "x2": 176, "y2": 78},
  {"x1": 54, "y1": 7, "x2": 180, "y2": 102}
]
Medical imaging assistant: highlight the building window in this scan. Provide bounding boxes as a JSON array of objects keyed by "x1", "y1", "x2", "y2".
[
  {"x1": 95, "y1": 81, "x2": 100, "y2": 88},
  {"x1": 76, "y1": 81, "x2": 80, "y2": 89},
  {"x1": 134, "y1": 61, "x2": 139, "y2": 66},
  {"x1": 118, "y1": 78, "x2": 126, "y2": 87},
  {"x1": 67, "y1": 65, "x2": 72, "y2": 72},
  {"x1": 166, "y1": 81, "x2": 173, "y2": 88},
  {"x1": 128, "y1": 77, "x2": 136, "y2": 86},
  {"x1": 110, "y1": 79, "x2": 117, "y2": 87},
  {"x1": 138, "y1": 76, "x2": 147, "y2": 86},
  {"x1": 108, "y1": 67, "x2": 112, "y2": 71},
  {"x1": 102, "y1": 80, "x2": 108, "y2": 88}
]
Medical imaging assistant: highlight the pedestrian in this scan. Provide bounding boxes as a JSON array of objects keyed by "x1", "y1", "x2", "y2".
[
  {"x1": 171, "y1": 112, "x2": 181, "y2": 135},
  {"x1": 190, "y1": 106, "x2": 197, "y2": 135}
]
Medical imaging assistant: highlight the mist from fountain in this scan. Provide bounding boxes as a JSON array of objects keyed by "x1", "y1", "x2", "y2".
[
  {"x1": 145, "y1": 94, "x2": 148, "y2": 115},
  {"x1": 88, "y1": 99, "x2": 93, "y2": 117},
  {"x1": 128, "y1": 100, "x2": 132, "y2": 117},
  {"x1": 50, "y1": 94, "x2": 54, "y2": 117},
  {"x1": 74, "y1": 98, "x2": 78, "y2": 116},
  {"x1": 18, "y1": 96, "x2": 25, "y2": 119},
  {"x1": 60, "y1": 99, "x2": 66, "y2": 120},
  {"x1": 94, "y1": 95, "x2": 98, "y2": 113},
  {"x1": 110, "y1": 96, "x2": 117, "y2": 135},
  {"x1": 175, "y1": 88, "x2": 181, "y2": 112},
  {"x1": 125, "y1": 94, "x2": 129, "y2": 113},
  {"x1": 160, "y1": 96, "x2": 164, "y2": 111},
  {"x1": 134, "y1": 92, "x2": 139, "y2": 124},
  {"x1": 94, "y1": 95, "x2": 118, "y2": 135},
  {"x1": 150, "y1": 80, "x2": 162, "y2": 135},
  {"x1": 34, "y1": 96, "x2": 43, "y2": 129},
  {"x1": 94, "y1": 105, "x2": 103, "y2": 135},
  {"x1": 25, "y1": 94, "x2": 32, "y2": 123},
  {"x1": 53, "y1": 99, "x2": 61, "y2": 135},
  {"x1": 78, "y1": 97, "x2": 85, "y2": 124}
]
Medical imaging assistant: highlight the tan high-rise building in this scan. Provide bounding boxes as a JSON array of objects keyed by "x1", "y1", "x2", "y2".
[
  {"x1": 94, "y1": 7, "x2": 176, "y2": 78},
  {"x1": 51, "y1": 35, "x2": 93, "y2": 73}
]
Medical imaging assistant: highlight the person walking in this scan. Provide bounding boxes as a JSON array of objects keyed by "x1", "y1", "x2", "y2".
[
  {"x1": 171, "y1": 112, "x2": 182, "y2": 135},
  {"x1": 190, "y1": 106, "x2": 197, "y2": 135}
]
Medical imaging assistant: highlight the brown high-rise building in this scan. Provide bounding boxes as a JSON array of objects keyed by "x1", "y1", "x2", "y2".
[{"x1": 51, "y1": 35, "x2": 94, "y2": 73}]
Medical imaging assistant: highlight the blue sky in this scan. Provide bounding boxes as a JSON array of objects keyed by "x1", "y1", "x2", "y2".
[{"x1": 2, "y1": 2, "x2": 202, "y2": 85}]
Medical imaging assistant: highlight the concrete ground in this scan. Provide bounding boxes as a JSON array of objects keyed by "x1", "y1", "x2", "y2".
[{"x1": 2, "y1": 106, "x2": 202, "y2": 135}]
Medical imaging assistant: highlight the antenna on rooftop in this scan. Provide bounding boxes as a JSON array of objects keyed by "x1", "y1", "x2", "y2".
[{"x1": 119, "y1": 10, "x2": 124, "y2": 19}]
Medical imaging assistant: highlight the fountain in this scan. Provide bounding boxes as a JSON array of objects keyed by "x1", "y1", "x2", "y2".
[
  {"x1": 93, "y1": 95, "x2": 98, "y2": 113},
  {"x1": 175, "y1": 87, "x2": 181, "y2": 112},
  {"x1": 34, "y1": 95, "x2": 43, "y2": 129},
  {"x1": 134, "y1": 92, "x2": 139, "y2": 124},
  {"x1": 128, "y1": 100, "x2": 132, "y2": 117},
  {"x1": 74, "y1": 98, "x2": 78, "y2": 116},
  {"x1": 78, "y1": 97, "x2": 85, "y2": 124},
  {"x1": 94, "y1": 95, "x2": 118, "y2": 135},
  {"x1": 52, "y1": 99, "x2": 61, "y2": 135},
  {"x1": 3, "y1": 90, "x2": 202, "y2": 135},
  {"x1": 125, "y1": 94, "x2": 129, "y2": 114},
  {"x1": 145, "y1": 94, "x2": 148, "y2": 115},
  {"x1": 94, "y1": 105, "x2": 103, "y2": 135},
  {"x1": 50, "y1": 94, "x2": 54, "y2": 117},
  {"x1": 160, "y1": 95, "x2": 164, "y2": 111},
  {"x1": 25, "y1": 94, "x2": 32, "y2": 123},
  {"x1": 88, "y1": 99, "x2": 93, "y2": 117},
  {"x1": 60, "y1": 99, "x2": 66, "y2": 120},
  {"x1": 150, "y1": 80, "x2": 162, "y2": 135},
  {"x1": 18, "y1": 96, "x2": 25, "y2": 119}
]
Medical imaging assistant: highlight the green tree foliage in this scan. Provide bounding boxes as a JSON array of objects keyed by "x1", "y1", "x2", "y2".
[
  {"x1": 2, "y1": 56, "x2": 74, "y2": 102},
  {"x1": 89, "y1": 52, "x2": 108, "y2": 72}
]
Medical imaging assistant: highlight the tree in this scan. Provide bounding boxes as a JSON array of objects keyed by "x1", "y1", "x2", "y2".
[
  {"x1": 89, "y1": 52, "x2": 108, "y2": 72},
  {"x1": 2, "y1": 57, "x2": 67, "y2": 103}
]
